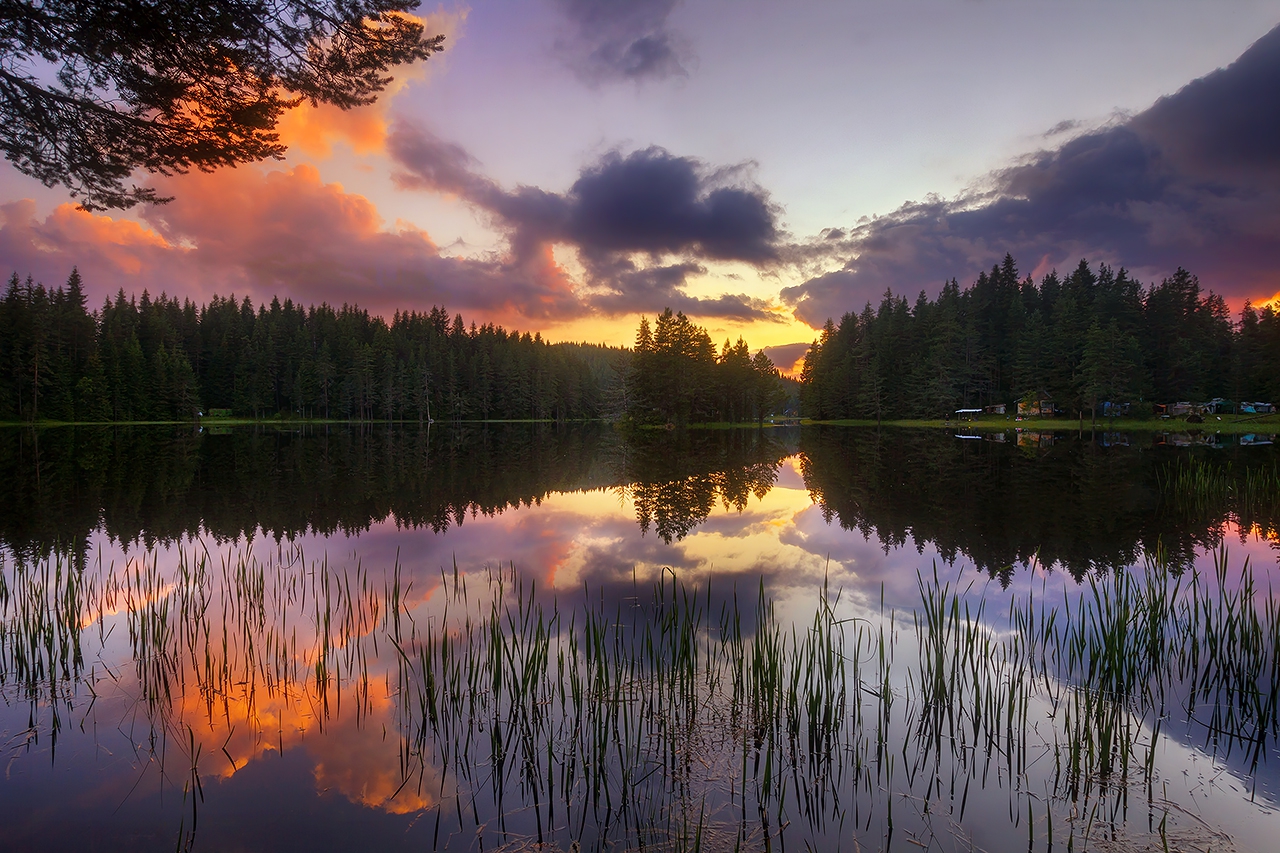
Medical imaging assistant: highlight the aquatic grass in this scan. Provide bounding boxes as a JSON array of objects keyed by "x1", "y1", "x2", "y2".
[
  {"x1": 1159, "y1": 456, "x2": 1280, "y2": 538},
  {"x1": 2, "y1": 539, "x2": 1279, "y2": 851}
]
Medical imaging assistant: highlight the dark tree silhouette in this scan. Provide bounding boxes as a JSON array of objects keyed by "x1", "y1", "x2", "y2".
[
  {"x1": 628, "y1": 308, "x2": 784, "y2": 425},
  {"x1": 0, "y1": 0, "x2": 444, "y2": 209},
  {"x1": 800, "y1": 256, "x2": 1250, "y2": 420},
  {"x1": 0, "y1": 271, "x2": 617, "y2": 423}
]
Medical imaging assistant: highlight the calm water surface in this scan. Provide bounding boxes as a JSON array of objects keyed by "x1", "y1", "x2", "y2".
[{"x1": 2, "y1": 424, "x2": 1278, "y2": 851}]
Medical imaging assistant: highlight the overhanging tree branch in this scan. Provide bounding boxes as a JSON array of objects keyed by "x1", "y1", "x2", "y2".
[{"x1": 0, "y1": 0, "x2": 444, "y2": 209}]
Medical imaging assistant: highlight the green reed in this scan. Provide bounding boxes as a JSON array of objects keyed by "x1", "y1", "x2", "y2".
[
  {"x1": 2, "y1": 540, "x2": 1278, "y2": 851},
  {"x1": 1160, "y1": 456, "x2": 1280, "y2": 532}
]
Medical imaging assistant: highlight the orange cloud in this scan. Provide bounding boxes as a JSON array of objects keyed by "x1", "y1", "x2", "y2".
[
  {"x1": 276, "y1": 101, "x2": 392, "y2": 159},
  {"x1": 0, "y1": 162, "x2": 586, "y2": 326},
  {"x1": 1, "y1": 199, "x2": 173, "y2": 282},
  {"x1": 275, "y1": 7, "x2": 468, "y2": 159},
  {"x1": 1258, "y1": 290, "x2": 1280, "y2": 310},
  {"x1": 309, "y1": 690, "x2": 444, "y2": 814}
]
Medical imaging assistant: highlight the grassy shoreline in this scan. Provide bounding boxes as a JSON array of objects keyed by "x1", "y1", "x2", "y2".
[
  {"x1": 806, "y1": 413, "x2": 1280, "y2": 432},
  {"x1": 2, "y1": 413, "x2": 1278, "y2": 432},
  {"x1": 0, "y1": 416, "x2": 602, "y2": 428}
]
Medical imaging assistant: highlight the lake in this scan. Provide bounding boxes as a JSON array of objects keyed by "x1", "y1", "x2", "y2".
[{"x1": 2, "y1": 423, "x2": 1279, "y2": 852}]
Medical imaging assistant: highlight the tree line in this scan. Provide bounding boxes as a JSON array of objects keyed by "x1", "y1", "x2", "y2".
[
  {"x1": 625, "y1": 308, "x2": 786, "y2": 425},
  {"x1": 0, "y1": 273, "x2": 791, "y2": 426},
  {"x1": 801, "y1": 255, "x2": 1280, "y2": 420},
  {"x1": 0, "y1": 270, "x2": 622, "y2": 423}
]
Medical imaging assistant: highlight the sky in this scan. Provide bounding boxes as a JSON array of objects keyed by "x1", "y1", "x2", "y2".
[{"x1": 3, "y1": 0, "x2": 1280, "y2": 373}]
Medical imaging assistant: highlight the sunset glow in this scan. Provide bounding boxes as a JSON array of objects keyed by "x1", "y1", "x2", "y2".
[
  {"x1": 7, "y1": 5, "x2": 1280, "y2": 849},
  {"x1": 3, "y1": 3, "x2": 1280, "y2": 350}
]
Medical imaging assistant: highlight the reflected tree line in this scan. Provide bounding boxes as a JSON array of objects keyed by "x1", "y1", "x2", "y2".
[
  {"x1": 799, "y1": 426, "x2": 1280, "y2": 580},
  {"x1": 0, "y1": 425, "x2": 614, "y2": 560},
  {"x1": 0, "y1": 424, "x2": 797, "y2": 560},
  {"x1": 3, "y1": 424, "x2": 1277, "y2": 573},
  {"x1": 618, "y1": 427, "x2": 797, "y2": 542}
]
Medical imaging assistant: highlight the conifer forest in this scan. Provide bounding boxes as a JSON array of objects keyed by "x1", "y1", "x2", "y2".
[{"x1": 4, "y1": 255, "x2": 1280, "y2": 425}]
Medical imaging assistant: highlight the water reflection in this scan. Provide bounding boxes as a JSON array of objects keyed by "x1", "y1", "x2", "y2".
[
  {"x1": 4, "y1": 539, "x2": 1280, "y2": 852},
  {"x1": 3, "y1": 424, "x2": 1280, "y2": 851},
  {"x1": 0, "y1": 424, "x2": 801, "y2": 559},
  {"x1": 4, "y1": 424, "x2": 1277, "y2": 573},
  {"x1": 800, "y1": 426, "x2": 1280, "y2": 580},
  {"x1": 0, "y1": 424, "x2": 618, "y2": 558}
]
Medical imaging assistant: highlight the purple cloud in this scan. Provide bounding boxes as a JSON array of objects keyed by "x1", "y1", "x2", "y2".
[
  {"x1": 782, "y1": 24, "x2": 1280, "y2": 327},
  {"x1": 390, "y1": 123, "x2": 783, "y2": 319},
  {"x1": 554, "y1": 0, "x2": 689, "y2": 83}
]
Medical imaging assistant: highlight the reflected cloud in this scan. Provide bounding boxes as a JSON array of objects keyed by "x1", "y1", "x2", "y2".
[{"x1": 6, "y1": 424, "x2": 1280, "y2": 850}]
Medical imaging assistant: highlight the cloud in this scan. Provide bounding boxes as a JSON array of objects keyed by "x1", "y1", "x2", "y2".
[
  {"x1": 5, "y1": 127, "x2": 782, "y2": 326},
  {"x1": 387, "y1": 122, "x2": 506, "y2": 204},
  {"x1": 390, "y1": 122, "x2": 783, "y2": 319},
  {"x1": 1044, "y1": 119, "x2": 1085, "y2": 137},
  {"x1": 566, "y1": 148, "x2": 779, "y2": 263},
  {"x1": 554, "y1": 0, "x2": 689, "y2": 83},
  {"x1": 0, "y1": 165, "x2": 581, "y2": 324},
  {"x1": 760, "y1": 342, "x2": 812, "y2": 376},
  {"x1": 583, "y1": 258, "x2": 780, "y2": 319},
  {"x1": 0, "y1": 199, "x2": 175, "y2": 291},
  {"x1": 391, "y1": 128, "x2": 780, "y2": 263},
  {"x1": 782, "y1": 24, "x2": 1280, "y2": 327},
  {"x1": 273, "y1": 7, "x2": 468, "y2": 158}
]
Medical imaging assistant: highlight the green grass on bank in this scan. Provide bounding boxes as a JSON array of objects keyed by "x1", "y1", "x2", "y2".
[
  {"x1": 0, "y1": 416, "x2": 605, "y2": 428},
  {"x1": 807, "y1": 413, "x2": 1280, "y2": 432},
  {"x1": 0, "y1": 416, "x2": 802, "y2": 430},
  {"x1": 4, "y1": 412, "x2": 1278, "y2": 432}
]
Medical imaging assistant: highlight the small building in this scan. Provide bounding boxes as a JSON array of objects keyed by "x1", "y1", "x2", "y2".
[
  {"x1": 1099, "y1": 401, "x2": 1131, "y2": 417},
  {"x1": 1017, "y1": 392, "x2": 1056, "y2": 417},
  {"x1": 985, "y1": 403, "x2": 1006, "y2": 415},
  {"x1": 954, "y1": 408, "x2": 983, "y2": 421}
]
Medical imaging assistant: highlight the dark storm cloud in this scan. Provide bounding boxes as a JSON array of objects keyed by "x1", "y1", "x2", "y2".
[
  {"x1": 782, "y1": 24, "x2": 1280, "y2": 328},
  {"x1": 584, "y1": 258, "x2": 779, "y2": 319},
  {"x1": 584, "y1": 259, "x2": 700, "y2": 311},
  {"x1": 565, "y1": 148, "x2": 780, "y2": 263},
  {"x1": 554, "y1": 0, "x2": 688, "y2": 83},
  {"x1": 389, "y1": 123, "x2": 782, "y2": 319}
]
